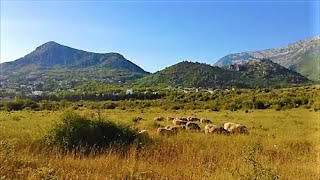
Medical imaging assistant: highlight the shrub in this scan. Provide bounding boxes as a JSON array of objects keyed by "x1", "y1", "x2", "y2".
[
  {"x1": 45, "y1": 112, "x2": 140, "y2": 152},
  {"x1": 275, "y1": 104, "x2": 282, "y2": 111},
  {"x1": 224, "y1": 102, "x2": 239, "y2": 111},
  {"x1": 312, "y1": 101, "x2": 320, "y2": 112},
  {"x1": 5, "y1": 101, "x2": 24, "y2": 111},
  {"x1": 41, "y1": 101, "x2": 60, "y2": 111},
  {"x1": 212, "y1": 106, "x2": 220, "y2": 111},
  {"x1": 24, "y1": 100, "x2": 39, "y2": 110},
  {"x1": 253, "y1": 101, "x2": 267, "y2": 109},
  {"x1": 4, "y1": 100, "x2": 39, "y2": 111},
  {"x1": 171, "y1": 105, "x2": 183, "y2": 110},
  {"x1": 102, "y1": 102, "x2": 117, "y2": 109}
]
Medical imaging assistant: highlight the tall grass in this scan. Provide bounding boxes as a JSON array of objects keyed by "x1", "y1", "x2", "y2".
[{"x1": 0, "y1": 108, "x2": 319, "y2": 179}]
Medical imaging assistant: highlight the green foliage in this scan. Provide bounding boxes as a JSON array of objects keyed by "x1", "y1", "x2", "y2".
[
  {"x1": 2, "y1": 85, "x2": 317, "y2": 113},
  {"x1": 102, "y1": 102, "x2": 117, "y2": 109},
  {"x1": 312, "y1": 101, "x2": 320, "y2": 111},
  {"x1": 39, "y1": 100, "x2": 60, "y2": 111},
  {"x1": 171, "y1": 104, "x2": 184, "y2": 110},
  {"x1": 254, "y1": 100, "x2": 267, "y2": 109},
  {"x1": 45, "y1": 111, "x2": 140, "y2": 152},
  {"x1": 4, "y1": 101, "x2": 24, "y2": 111},
  {"x1": 136, "y1": 60, "x2": 310, "y2": 88},
  {"x1": 4, "y1": 100, "x2": 39, "y2": 111}
]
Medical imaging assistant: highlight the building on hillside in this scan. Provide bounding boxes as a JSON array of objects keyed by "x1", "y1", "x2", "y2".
[
  {"x1": 126, "y1": 89, "x2": 133, "y2": 95},
  {"x1": 32, "y1": 91, "x2": 43, "y2": 96}
]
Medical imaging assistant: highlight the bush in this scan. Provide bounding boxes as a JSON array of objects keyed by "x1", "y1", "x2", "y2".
[
  {"x1": 171, "y1": 105, "x2": 183, "y2": 110},
  {"x1": 24, "y1": 100, "x2": 39, "y2": 110},
  {"x1": 45, "y1": 112, "x2": 140, "y2": 152},
  {"x1": 253, "y1": 101, "x2": 267, "y2": 109},
  {"x1": 275, "y1": 104, "x2": 282, "y2": 111},
  {"x1": 5, "y1": 101, "x2": 25, "y2": 111},
  {"x1": 312, "y1": 101, "x2": 320, "y2": 112},
  {"x1": 4, "y1": 100, "x2": 39, "y2": 111},
  {"x1": 39, "y1": 101, "x2": 60, "y2": 111},
  {"x1": 102, "y1": 102, "x2": 117, "y2": 109}
]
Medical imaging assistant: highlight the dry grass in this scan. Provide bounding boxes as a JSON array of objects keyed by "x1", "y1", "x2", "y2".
[{"x1": 0, "y1": 108, "x2": 319, "y2": 179}]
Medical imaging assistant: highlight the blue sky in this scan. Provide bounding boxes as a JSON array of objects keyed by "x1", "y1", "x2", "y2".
[{"x1": 1, "y1": 1, "x2": 319, "y2": 72}]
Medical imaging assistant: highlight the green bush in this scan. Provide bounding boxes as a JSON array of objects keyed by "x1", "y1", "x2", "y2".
[
  {"x1": 24, "y1": 100, "x2": 39, "y2": 110},
  {"x1": 312, "y1": 101, "x2": 320, "y2": 111},
  {"x1": 102, "y1": 102, "x2": 117, "y2": 109},
  {"x1": 45, "y1": 112, "x2": 140, "y2": 152},
  {"x1": 171, "y1": 104, "x2": 183, "y2": 110},
  {"x1": 39, "y1": 101, "x2": 60, "y2": 111},
  {"x1": 4, "y1": 100, "x2": 39, "y2": 111},
  {"x1": 254, "y1": 100, "x2": 267, "y2": 109},
  {"x1": 275, "y1": 104, "x2": 282, "y2": 111},
  {"x1": 5, "y1": 101, "x2": 24, "y2": 111}
]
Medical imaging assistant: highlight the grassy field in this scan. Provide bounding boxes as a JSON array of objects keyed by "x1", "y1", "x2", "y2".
[{"x1": 0, "y1": 108, "x2": 319, "y2": 179}]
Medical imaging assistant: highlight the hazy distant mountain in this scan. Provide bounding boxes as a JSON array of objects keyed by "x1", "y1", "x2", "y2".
[
  {"x1": 136, "y1": 59, "x2": 310, "y2": 88},
  {"x1": 214, "y1": 36, "x2": 320, "y2": 81},
  {"x1": 0, "y1": 41, "x2": 149, "y2": 87}
]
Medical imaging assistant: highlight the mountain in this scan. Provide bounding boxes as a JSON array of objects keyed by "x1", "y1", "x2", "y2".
[
  {"x1": 225, "y1": 59, "x2": 310, "y2": 87},
  {"x1": 214, "y1": 36, "x2": 320, "y2": 81},
  {"x1": 136, "y1": 60, "x2": 310, "y2": 88},
  {"x1": 0, "y1": 41, "x2": 149, "y2": 93},
  {"x1": 1, "y1": 41, "x2": 147, "y2": 73},
  {"x1": 136, "y1": 61, "x2": 242, "y2": 88}
]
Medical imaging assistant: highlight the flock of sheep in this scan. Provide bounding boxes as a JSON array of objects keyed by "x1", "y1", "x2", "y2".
[{"x1": 154, "y1": 116, "x2": 248, "y2": 136}]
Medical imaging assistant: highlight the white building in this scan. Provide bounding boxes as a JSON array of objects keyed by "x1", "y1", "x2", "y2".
[
  {"x1": 32, "y1": 91, "x2": 43, "y2": 96},
  {"x1": 126, "y1": 89, "x2": 133, "y2": 95}
]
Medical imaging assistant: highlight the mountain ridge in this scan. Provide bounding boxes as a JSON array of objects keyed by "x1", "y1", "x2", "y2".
[
  {"x1": 0, "y1": 42, "x2": 149, "y2": 92},
  {"x1": 0, "y1": 39, "x2": 314, "y2": 95},
  {"x1": 1, "y1": 41, "x2": 147, "y2": 74},
  {"x1": 214, "y1": 36, "x2": 320, "y2": 81},
  {"x1": 136, "y1": 59, "x2": 310, "y2": 88}
]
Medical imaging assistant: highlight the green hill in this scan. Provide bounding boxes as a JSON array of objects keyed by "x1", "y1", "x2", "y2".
[
  {"x1": 136, "y1": 60, "x2": 310, "y2": 88},
  {"x1": 0, "y1": 42, "x2": 149, "y2": 87}
]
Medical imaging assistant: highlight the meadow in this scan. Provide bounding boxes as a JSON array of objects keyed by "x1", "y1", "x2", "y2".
[{"x1": 0, "y1": 107, "x2": 319, "y2": 179}]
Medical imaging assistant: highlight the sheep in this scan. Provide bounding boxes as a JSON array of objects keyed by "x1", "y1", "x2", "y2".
[
  {"x1": 175, "y1": 117, "x2": 188, "y2": 121},
  {"x1": 165, "y1": 125, "x2": 179, "y2": 134},
  {"x1": 185, "y1": 122, "x2": 201, "y2": 131},
  {"x1": 187, "y1": 116, "x2": 200, "y2": 122},
  {"x1": 224, "y1": 122, "x2": 248, "y2": 134},
  {"x1": 200, "y1": 118, "x2": 212, "y2": 124},
  {"x1": 165, "y1": 125, "x2": 185, "y2": 133},
  {"x1": 173, "y1": 119, "x2": 188, "y2": 126},
  {"x1": 166, "y1": 117, "x2": 175, "y2": 121},
  {"x1": 204, "y1": 124, "x2": 214, "y2": 134},
  {"x1": 157, "y1": 128, "x2": 177, "y2": 136},
  {"x1": 205, "y1": 124, "x2": 229, "y2": 135},
  {"x1": 138, "y1": 129, "x2": 148, "y2": 135}
]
